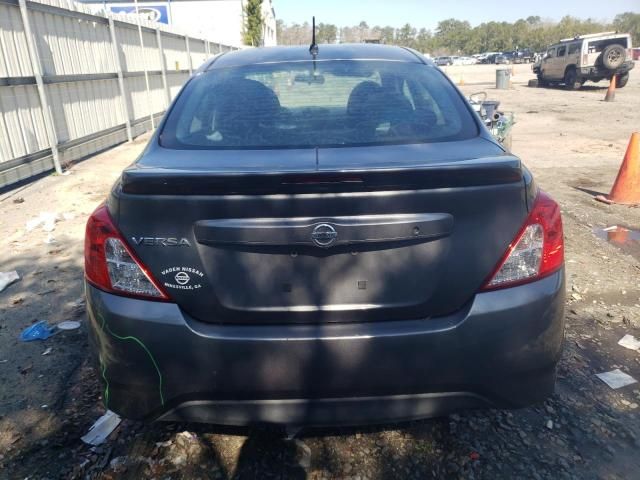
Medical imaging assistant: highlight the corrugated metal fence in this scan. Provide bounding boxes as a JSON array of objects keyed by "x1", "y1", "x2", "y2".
[{"x1": 0, "y1": 0, "x2": 236, "y2": 188}]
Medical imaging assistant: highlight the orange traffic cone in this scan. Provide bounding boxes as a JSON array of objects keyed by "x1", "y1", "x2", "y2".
[
  {"x1": 595, "y1": 132, "x2": 640, "y2": 205},
  {"x1": 604, "y1": 74, "x2": 616, "y2": 102}
]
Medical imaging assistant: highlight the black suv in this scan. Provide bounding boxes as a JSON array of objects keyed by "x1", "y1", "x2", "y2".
[{"x1": 85, "y1": 44, "x2": 565, "y2": 426}]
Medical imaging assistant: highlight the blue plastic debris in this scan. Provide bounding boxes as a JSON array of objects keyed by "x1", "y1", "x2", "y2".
[{"x1": 20, "y1": 321, "x2": 55, "y2": 342}]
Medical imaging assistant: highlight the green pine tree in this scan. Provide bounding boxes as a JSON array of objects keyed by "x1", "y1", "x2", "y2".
[{"x1": 243, "y1": 0, "x2": 264, "y2": 46}]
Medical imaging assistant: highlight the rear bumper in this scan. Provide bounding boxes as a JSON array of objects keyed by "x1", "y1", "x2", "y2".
[
  {"x1": 85, "y1": 270, "x2": 565, "y2": 426},
  {"x1": 580, "y1": 60, "x2": 635, "y2": 78}
]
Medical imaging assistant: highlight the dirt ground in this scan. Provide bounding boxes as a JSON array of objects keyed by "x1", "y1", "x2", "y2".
[{"x1": 1, "y1": 63, "x2": 639, "y2": 480}]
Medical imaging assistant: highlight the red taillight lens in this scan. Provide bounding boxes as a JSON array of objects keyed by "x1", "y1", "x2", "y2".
[
  {"x1": 84, "y1": 204, "x2": 170, "y2": 301},
  {"x1": 481, "y1": 190, "x2": 564, "y2": 291}
]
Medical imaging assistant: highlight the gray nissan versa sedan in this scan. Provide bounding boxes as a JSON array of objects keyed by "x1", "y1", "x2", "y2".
[{"x1": 84, "y1": 44, "x2": 565, "y2": 426}]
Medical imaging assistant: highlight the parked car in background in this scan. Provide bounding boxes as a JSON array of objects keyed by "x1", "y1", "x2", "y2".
[
  {"x1": 483, "y1": 53, "x2": 502, "y2": 64},
  {"x1": 435, "y1": 56, "x2": 453, "y2": 66},
  {"x1": 633, "y1": 48, "x2": 640, "y2": 61},
  {"x1": 495, "y1": 54, "x2": 509, "y2": 64},
  {"x1": 510, "y1": 49, "x2": 534, "y2": 63},
  {"x1": 85, "y1": 44, "x2": 566, "y2": 427},
  {"x1": 533, "y1": 31, "x2": 634, "y2": 89},
  {"x1": 459, "y1": 56, "x2": 478, "y2": 65}
]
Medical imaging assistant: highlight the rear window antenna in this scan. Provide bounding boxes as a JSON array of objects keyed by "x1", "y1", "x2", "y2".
[{"x1": 309, "y1": 16, "x2": 319, "y2": 58}]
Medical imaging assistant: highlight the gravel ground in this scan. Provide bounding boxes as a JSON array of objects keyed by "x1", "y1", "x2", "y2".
[{"x1": 1, "y1": 65, "x2": 639, "y2": 480}]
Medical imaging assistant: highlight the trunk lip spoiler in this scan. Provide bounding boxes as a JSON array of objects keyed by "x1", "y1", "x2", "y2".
[{"x1": 121, "y1": 158, "x2": 522, "y2": 195}]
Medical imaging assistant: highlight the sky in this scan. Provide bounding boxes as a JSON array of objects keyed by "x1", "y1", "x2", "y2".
[{"x1": 274, "y1": 0, "x2": 639, "y2": 30}]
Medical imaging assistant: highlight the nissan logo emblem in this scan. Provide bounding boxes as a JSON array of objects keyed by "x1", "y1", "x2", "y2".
[{"x1": 311, "y1": 224, "x2": 338, "y2": 247}]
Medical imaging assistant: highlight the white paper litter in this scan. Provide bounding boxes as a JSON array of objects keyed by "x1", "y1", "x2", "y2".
[
  {"x1": 0, "y1": 271, "x2": 20, "y2": 292},
  {"x1": 618, "y1": 334, "x2": 640, "y2": 351},
  {"x1": 26, "y1": 212, "x2": 59, "y2": 233},
  {"x1": 81, "y1": 410, "x2": 121, "y2": 445},
  {"x1": 596, "y1": 369, "x2": 638, "y2": 389},
  {"x1": 57, "y1": 320, "x2": 81, "y2": 331},
  {"x1": 42, "y1": 347, "x2": 52, "y2": 356}
]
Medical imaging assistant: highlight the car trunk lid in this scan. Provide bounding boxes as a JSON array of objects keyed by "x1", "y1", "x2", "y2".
[{"x1": 112, "y1": 139, "x2": 527, "y2": 324}]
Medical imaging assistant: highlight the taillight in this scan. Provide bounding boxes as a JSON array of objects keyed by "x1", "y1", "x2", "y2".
[
  {"x1": 84, "y1": 204, "x2": 170, "y2": 301},
  {"x1": 481, "y1": 190, "x2": 563, "y2": 291}
]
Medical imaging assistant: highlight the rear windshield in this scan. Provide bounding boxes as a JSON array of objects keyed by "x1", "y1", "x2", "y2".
[{"x1": 160, "y1": 60, "x2": 478, "y2": 150}]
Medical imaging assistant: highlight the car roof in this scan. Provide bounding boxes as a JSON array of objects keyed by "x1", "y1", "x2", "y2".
[
  {"x1": 552, "y1": 32, "x2": 631, "y2": 46},
  {"x1": 204, "y1": 44, "x2": 427, "y2": 70}
]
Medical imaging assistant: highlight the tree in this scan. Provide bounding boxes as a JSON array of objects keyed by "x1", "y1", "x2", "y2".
[
  {"x1": 434, "y1": 19, "x2": 472, "y2": 52},
  {"x1": 317, "y1": 23, "x2": 338, "y2": 44},
  {"x1": 526, "y1": 16, "x2": 542, "y2": 26},
  {"x1": 395, "y1": 23, "x2": 417, "y2": 48},
  {"x1": 415, "y1": 28, "x2": 434, "y2": 53},
  {"x1": 378, "y1": 26, "x2": 396, "y2": 44},
  {"x1": 243, "y1": 0, "x2": 263, "y2": 46},
  {"x1": 275, "y1": 15, "x2": 623, "y2": 53},
  {"x1": 614, "y1": 12, "x2": 640, "y2": 46},
  {"x1": 276, "y1": 19, "x2": 285, "y2": 43}
]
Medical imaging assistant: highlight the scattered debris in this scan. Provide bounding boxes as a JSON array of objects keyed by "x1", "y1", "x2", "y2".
[
  {"x1": 546, "y1": 420, "x2": 554, "y2": 429},
  {"x1": 44, "y1": 233, "x2": 56, "y2": 244},
  {"x1": 596, "y1": 369, "x2": 638, "y2": 389},
  {"x1": 294, "y1": 439, "x2": 312, "y2": 469},
  {"x1": 41, "y1": 347, "x2": 52, "y2": 356},
  {"x1": 95, "y1": 445, "x2": 113, "y2": 470},
  {"x1": 19, "y1": 364, "x2": 33, "y2": 375},
  {"x1": 26, "y1": 212, "x2": 59, "y2": 233},
  {"x1": 12, "y1": 197, "x2": 24, "y2": 204},
  {"x1": 0, "y1": 271, "x2": 20, "y2": 292},
  {"x1": 165, "y1": 431, "x2": 205, "y2": 467},
  {"x1": 108, "y1": 456, "x2": 128, "y2": 472},
  {"x1": 57, "y1": 320, "x2": 81, "y2": 331},
  {"x1": 66, "y1": 298, "x2": 86, "y2": 317},
  {"x1": 593, "y1": 226, "x2": 640, "y2": 260},
  {"x1": 618, "y1": 334, "x2": 640, "y2": 351},
  {"x1": 20, "y1": 321, "x2": 55, "y2": 341},
  {"x1": 81, "y1": 410, "x2": 122, "y2": 446},
  {"x1": 467, "y1": 92, "x2": 515, "y2": 147}
]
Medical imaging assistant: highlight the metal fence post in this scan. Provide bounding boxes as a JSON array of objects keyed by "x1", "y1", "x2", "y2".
[
  {"x1": 17, "y1": 0, "x2": 62, "y2": 174},
  {"x1": 185, "y1": 35, "x2": 193, "y2": 74},
  {"x1": 108, "y1": 16, "x2": 133, "y2": 142},
  {"x1": 156, "y1": 29, "x2": 171, "y2": 108},
  {"x1": 134, "y1": 4, "x2": 155, "y2": 129}
]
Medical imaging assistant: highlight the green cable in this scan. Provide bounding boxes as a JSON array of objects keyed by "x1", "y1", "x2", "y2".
[
  {"x1": 101, "y1": 361, "x2": 110, "y2": 408},
  {"x1": 98, "y1": 314, "x2": 165, "y2": 407}
]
